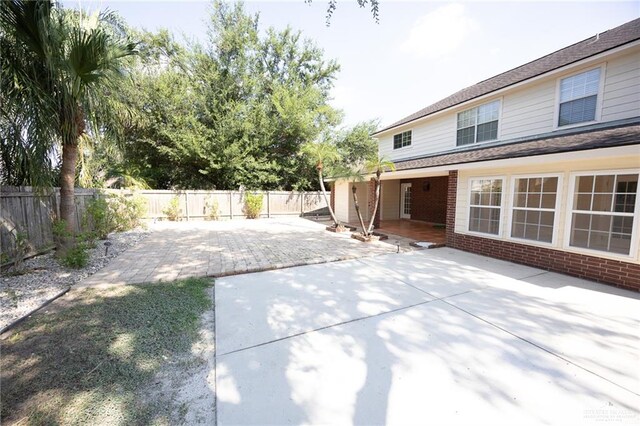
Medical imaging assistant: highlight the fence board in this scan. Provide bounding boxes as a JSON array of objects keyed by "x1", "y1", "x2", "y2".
[{"x1": 1, "y1": 187, "x2": 98, "y2": 263}]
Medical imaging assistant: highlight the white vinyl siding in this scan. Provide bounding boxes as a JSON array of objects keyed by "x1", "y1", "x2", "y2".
[
  {"x1": 348, "y1": 182, "x2": 369, "y2": 224},
  {"x1": 376, "y1": 51, "x2": 640, "y2": 159},
  {"x1": 378, "y1": 114, "x2": 455, "y2": 161},
  {"x1": 601, "y1": 51, "x2": 640, "y2": 122}
]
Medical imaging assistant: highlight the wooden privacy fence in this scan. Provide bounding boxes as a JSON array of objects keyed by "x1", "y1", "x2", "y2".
[
  {"x1": 1, "y1": 186, "x2": 99, "y2": 261},
  {"x1": 110, "y1": 189, "x2": 330, "y2": 220}
]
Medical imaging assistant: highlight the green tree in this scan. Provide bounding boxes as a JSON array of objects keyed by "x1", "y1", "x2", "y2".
[{"x1": 0, "y1": 0, "x2": 136, "y2": 252}]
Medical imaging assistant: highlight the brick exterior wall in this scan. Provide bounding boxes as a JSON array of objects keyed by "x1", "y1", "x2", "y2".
[
  {"x1": 401, "y1": 176, "x2": 448, "y2": 224},
  {"x1": 446, "y1": 169, "x2": 640, "y2": 291}
]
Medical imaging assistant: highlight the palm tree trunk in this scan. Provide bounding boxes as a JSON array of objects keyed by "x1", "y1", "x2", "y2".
[
  {"x1": 366, "y1": 178, "x2": 381, "y2": 235},
  {"x1": 58, "y1": 141, "x2": 78, "y2": 253},
  {"x1": 351, "y1": 184, "x2": 368, "y2": 236},
  {"x1": 318, "y1": 170, "x2": 340, "y2": 227}
]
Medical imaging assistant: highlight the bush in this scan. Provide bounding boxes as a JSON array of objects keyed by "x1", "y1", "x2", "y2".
[
  {"x1": 84, "y1": 197, "x2": 113, "y2": 239},
  {"x1": 52, "y1": 219, "x2": 72, "y2": 248},
  {"x1": 83, "y1": 193, "x2": 147, "y2": 238},
  {"x1": 163, "y1": 196, "x2": 181, "y2": 221},
  {"x1": 205, "y1": 197, "x2": 219, "y2": 221},
  {"x1": 111, "y1": 194, "x2": 147, "y2": 230},
  {"x1": 60, "y1": 244, "x2": 89, "y2": 269},
  {"x1": 244, "y1": 193, "x2": 263, "y2": 219}
]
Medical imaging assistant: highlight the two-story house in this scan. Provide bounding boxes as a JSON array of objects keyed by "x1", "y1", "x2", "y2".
[{"x1": 332, "y1": 18, "x2": 640, "y2": 290}]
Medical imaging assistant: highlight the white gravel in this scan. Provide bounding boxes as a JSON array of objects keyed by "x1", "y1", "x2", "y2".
[{"x1": 0, "y1": 228, "x2": 150, "y2": 331}]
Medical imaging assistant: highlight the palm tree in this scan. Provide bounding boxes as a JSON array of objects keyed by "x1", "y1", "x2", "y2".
[
  {"x1": 300, "y1": 141, "x2": 344, "y2": 230},
  {"x1": 0, "y1": 0, "x2": 136, "y2": 252},
  {"x1": 346, "y1": 155, "x2": 395, "y2": 239},
  {"x1": 364, "y1": 156, "x2": 395, "y2": 236}
]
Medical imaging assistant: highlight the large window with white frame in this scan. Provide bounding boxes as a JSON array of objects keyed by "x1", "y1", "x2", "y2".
[
  {"x1": 457, "y1": 100, "x2": 500, "y2": 146},
  {"x1": 510, "y1": 176, "x2": 560, "y2": 244},
  {"x1": 468, "y1": 178, "x2": 503, "y2": 235},
  {"x1": 568, "y1": 172, "x2": 638, "y2": 255},
  {"x1": 558, "y1": 68, "x2": 601, "y2": 127}
]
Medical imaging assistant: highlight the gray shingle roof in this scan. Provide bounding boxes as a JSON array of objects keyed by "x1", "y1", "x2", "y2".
[
  {"x1": 392, "y1": 122, "x2": 640, "y2": 171},
  {"x1": 375, "y1": 18, "x2": 640, "y2": 136}
]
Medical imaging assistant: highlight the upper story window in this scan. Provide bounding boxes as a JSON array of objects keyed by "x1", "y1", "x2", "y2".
[
  {"x1": 558, "y1": 68, "x2": 601, "y2": 127},
  {"x1": 457, "y1": 100, "x2": 500, "y2": 146},
  {"x1": 393, "y1": 130, "x2": 412, "y2": 149}
]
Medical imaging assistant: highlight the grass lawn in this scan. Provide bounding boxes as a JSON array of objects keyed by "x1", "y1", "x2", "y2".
[{"x1": 1, "y1": 278, "x2": 213, "y2": 425}]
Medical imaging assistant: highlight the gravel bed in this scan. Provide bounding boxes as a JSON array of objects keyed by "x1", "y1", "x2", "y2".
[{"x1": 0, "y1": 228, "x2": 150, "y2": 331}]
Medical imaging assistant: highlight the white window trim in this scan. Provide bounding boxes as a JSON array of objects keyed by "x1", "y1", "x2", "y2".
[
  {"x1": 455, "y1": 98, "x2": 503, "y2": 147},
  {"x1": 466, "y1": 176, "x2": 506, "y2": 238},
  {"x1": 393, "y1": 130, "x2": 413, "y2": 151},
  {"x1": 553, "y1": 63, "x2": 606, "y2": 130},
  {"x1": 563, "y1": 169, "x2": 640, "y2": 260},
  {"x1": 506, "y1": 173, "x2": 563, "y2": 247}
]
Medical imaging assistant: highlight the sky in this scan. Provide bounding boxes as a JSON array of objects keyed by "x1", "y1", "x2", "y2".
[{"x1": 64, "y1": 0, "x2": 639, "y2": 129}]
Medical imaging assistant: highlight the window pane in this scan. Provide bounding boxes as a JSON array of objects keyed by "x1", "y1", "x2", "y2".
[
  {"x1": 393, "y1": 134, "x2": 401, "y2": 149},
  {"x1": 560, "y1": 68, "x2": 601, "y2": 102},
  {"x1": 577, "y1": 176, "x2": 593, "y2": 192},
  {"x1": 476, "y1": 121, "x2": 498, "y2": 142},
  {"x1": 477, "y1": 101, "x2": 500, "y2": 124},
  {"x1": 540, "y1": 211, "x2": 555, "y2": 227},
  {"x1": 526, "y1": 210, "x2": 540, "y2": 225},
  {"x1": 539, "y1": 226, "x2": 553, "y2": 243},
  {"x1": 457, "y1": 127, "x2": 475, "y2": 146},
  {"x1": 513, "y1": 209, "x2": 526, "y2": 223},
  {"x1": 457, "y1": 109, "x2": 476, "y2": 129},
  {"x1": 490, "y1": 192, "x2": 501, "y2": 206},
  {"x1": 588, "y1": 231, "x2": 609, "y2": 251},
  {"x1": 594, "y1": 175, "x2": 615, "y2": 192},
  {"x1": 514, "y1": 193, "x2": 527, "y2": 207},
  {"x1": 558, "y1": 95, "x2": 597, "y2": 126},
  {"x1": 527, "y1": 193, "x2": 541, "y2": 209},
  {"x1": 542, "y1": 177, "x2": 558, "y2": 193},
  {"x1": 574, "y1": 193, "x2": 592, "y2": 210},
  {"x1": 524, "y1": 224, "x2": 539, "y2": 240},
  {"x1": 573, "y1": 213, "x2": 591, "y2": 230},
  {"x1": 512, "y1": 222, "x2": 525, "y2": 238},
  {"x1": 528, "y1": 178, "x2": 543, "y2": 192},
  {"x1": 610, "y1": 234, "x2": 631, "y2": 254},
  {"x1": 571, "y1": 229, "x2": 589, "y2": 248},
  {"x1": 541, "y1": 194, "x2": 556, "y2": 209},
  {"x1": 592, "y1": 194, "x2": 613, "y2": 212},
  {"x1": 516, "y1": 179, "x2": 528, "y2": 192},
  {"x1": 590, "y1": 214, "x2": 612, "y2": 232}
]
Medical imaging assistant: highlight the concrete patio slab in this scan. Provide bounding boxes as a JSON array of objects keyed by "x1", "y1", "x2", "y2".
[
  {"x1": 215, "y1": 258, "x2": 435, "y2": 355},
  {"x1": 216, "y1": 300, "x2": 640, "y2": 425},
  {"x1": 445, "y1": 272, "x2": 640, "y2": 396},
  {"x1": 215, "y1": 248, "x2": 640, "y2": 425}
]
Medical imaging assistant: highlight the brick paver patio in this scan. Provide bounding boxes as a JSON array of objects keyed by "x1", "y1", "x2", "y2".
[{"x1": 78, "y1": 217, "x2": 408, "y2": 286}]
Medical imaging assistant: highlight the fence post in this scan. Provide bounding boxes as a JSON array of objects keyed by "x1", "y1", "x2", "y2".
[
  {"x1": 184, "y1": 191, "x2": 190, "y2": 221},
  {"x1": 229, "y1": 191, "x2": 234, "y2": 219},
  {"x1": 300, "y1": 192, "x2": 304, "y2": 216},
  {"x1": 267, "y1": 191, "x2": 271, "y2": 218}
]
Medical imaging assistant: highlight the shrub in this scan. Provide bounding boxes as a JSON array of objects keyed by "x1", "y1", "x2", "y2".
[
  {"x1": 84, "y1": 197, "x2": 114, "y2": 239},
  {"x1": 111, "y1": 194, "x2": 147, "y2": 230},
  {"x1": 83, "y1": 193, "x2": 147, "y2": 238},
  {"x1": 244, "y1": 193, "x2": 263, "y2": 219},
  {"x1": 52, "y1": 219, "x2": 72, "y2": 248},
  {"x1": 205, "y1": 197, "x2": 220, "y2": 221},
  {"x1": 163, "y1": 196, "x2": 181, "y2": 221},
  {"x1": 60, "y1": 244, "x2": 89, "y2": 269}
]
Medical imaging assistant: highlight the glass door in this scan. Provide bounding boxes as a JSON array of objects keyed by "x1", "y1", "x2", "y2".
[{"x1": 400, "y1": 183, "x2": 412, "y2": 219}]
